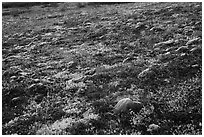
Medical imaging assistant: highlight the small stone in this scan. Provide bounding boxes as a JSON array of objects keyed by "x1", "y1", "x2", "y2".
[
  {"x1": 34, "y1": 94, "x2": 44, "y2": 104},
  {"x1": 94, "y1": 52, "x2": 103, "y2": 57},
  {"x1": 138, "y1": 68, "x2": 152, "y2": 79},
  {"x1": 28, "y1": 83, "x2": 47, "y2": 96},
  {"x1": 172, "y1": 13, "x2": 180, "y2": 18},
  {"x1": 16, "y1": 76, "x2": 25, "y2": 82},
  {"x1": 163, "y1": 51, "x2": 171, "y2": 56},
  {"x1": 154, "y1": 47, "x2": 161, "y2": 51},
  {"x1": 67, "y1": 61, "x2": 77, "y2": 69},
  {"x1": 186, "y1": 37, "x2": 201, "y2": 46},
  {"x1": 10, "y1": 75, "x2": 17, "y2": 80},
  {"x1": 175, "y1": 46, "x2": 189, "y2": 53},
  {"x1": 47, "y1": 14, "x2": 63, "y2": 19},
  {"x1": 84, "y1": 22, "x2": 92, "y2": 26},
  {"x1": 101, "y1": 17, "x2": 109, "y2": 21},
  {"x1": 195, "y1": 21, "x2": 201, "y2": 26},
  {"x1": 19, "y1": 72, "x2": 29, "y2": 76},
  {"x1": 191, "y1": 64, "x2": 200, "y2": 69},
  {"x1": 133, "y1": 22, "x2": 147, "y2": 33},
  {"x1": 53, "y1": 21, "x2": 64, "y2": 25},
  {"x1": 165, "y1": 47, "x2": 177, "y2": 53},
  {"x1": 159, "y1": 53, "x2": 177, "y2": 62},
  {"x1": 154, "y1": 39, "x2": 174, "y2": 48},
  {"x1": 127, "y1": 18, "x2": 134, "y2": 22},
  {"x1": 85, "y1": 68, "x2": 96, "y2": 75},
  {"x1": 150, "y1": 26, "x2": 164, "y2": 32},
  {"x1": 122, "y1": 57, "x2": 137, "y2": 64},
  {"x1": 10, "y1": 96, "x2": 28, "y2": 107},
  {"x1": 180, "y1": 53, "x2": 187, "y2": 57},
  {"x1": 190, "y1": 47, "x2": 202, "y2": 55},
  {"x1": 32, "y1": 79, "x2": 41, "y2": 83}
]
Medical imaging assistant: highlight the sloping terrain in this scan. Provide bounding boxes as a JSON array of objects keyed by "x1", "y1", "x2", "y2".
[{"x1": 2, "y1": 2, "x2": 202, "y2": 135}]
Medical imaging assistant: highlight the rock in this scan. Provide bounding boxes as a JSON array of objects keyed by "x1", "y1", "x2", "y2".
[
  {"x1": 191, "y1": 64, "x2": 200, "y2": 70},
  {"x1": 186, "y1": 37, "x2": 201, "y2": 46},
  {"x1": 158, "y1": 51, "x2": 170, "y2": 58},
  {"x1": 175, "y1": 46, "x2": 189, "y2": 53},
  {"x1": 53, "y1": 21, "x2": 65, "y2": 25},
  {"x1": 147, "y1": 124, "x2": 160, "y2": 133},
  {"x1": 122, "y1": 56, "x2": 137, "y2": 64},
  {"x1": 158, "y1": 52, "x2": 177, "y2": 62},
  {"x1": 127, "y1": 18, "x2": 134, "y2": 22},
  {"x1": 194, "y1": 4, "x2": 201, "y2": 9},
  {"x1": 180, "y1": 53, "x2": 187, "y2": 57},
  {"x1": 130, "y1": 101, "x2": 144, "y2": 114},
  {"x1": 32, "y1": 78, "x2": 41, "y2": 83},
  {"x1": 124, "y1": 47, "x2": 129, "y2": 50},
  {"x1": 154, "y1": 47, "x2": 161, "y2": 52},
  {"x1": 67, "y1": 61, "x2": 78, "y2": 70},
  {"x1": 84, "y1": 68, "x2": 96, "y2": 75},
  {"x1": 101, "y1": 17, "x2": 109, "y2": 21},
  {"x1": 113, "y1": 98, "x2": 143, "y2": 114},
  {"x1": 67, "y1": 26, "x2": 79, "y2": 31},
  {"x1": 16, "y1": 76, "x2": 25, "y2": 82},
  {"x1": 190, "y1": 47, "x2": 202, "y2": 55},
  {"x1": 133, "y1": 22, "x2": 147, "y2": 33},
  {"x1": 93, "y1": 52, "x2": 104, "y2": 57},
  {"x1": 164, "y1": 46, "x2": 178, "y2": 53},
  {"x1": 172, "y1": 13, "x2": 180, "y2": 18},
  {"x1": 84, "y1": 22, "x2": 92, "y2": 26},
  {"x1": 138, "y1": 68, "x2": 152, "y2": 79},
  {"x1": 38, "y1": 42, "x2": 48, "y2": 47},
  {"x1": 150, "y1": 26, "x2": 164, "y2": 32},
  {"x1": 28, "y1": 83, "x2": 48, "y2": 96},
  {"x1": 195, "y1": 21, "x2": 201, "y2": 26},
  {"x1": 37, "y1": 16, "x2": 44, "y2": 20},
  {"x1": 154, "y1": 39, "x2": 175, "y2": 48},
  {"x1": 7, "y1": 37, "x2": 17, "y2": 44},
  {"x1": 34, "y1": 94, "x2": 44, "y2": 104},
  {"x1": 53, "y1": 71, "x2": 69, "y2": 79},
  {"x1": 10, "y1": 75, "x2": 18, "y2": 80},
  {"x1": 10, "y1": 96, "x2": 28, "y2": 107},
  {"x1": 47, "y1": 14, "x2": 63, "y2": 19}
]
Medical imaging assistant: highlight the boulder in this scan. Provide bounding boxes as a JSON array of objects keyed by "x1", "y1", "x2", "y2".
[
  {"x1": 147, "y1": 124, "x2": 160, "y2": 133},
  {"x1": 113, "y1": 98, "x2": 143, "y2": 114}
]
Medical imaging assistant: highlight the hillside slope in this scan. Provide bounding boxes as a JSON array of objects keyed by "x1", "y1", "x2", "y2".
[{"x1": 2, "y1": 2, "x2": 202, "y2": 135}]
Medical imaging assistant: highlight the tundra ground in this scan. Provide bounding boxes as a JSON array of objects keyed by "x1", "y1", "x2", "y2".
[{"x1": 2, "y1": 2, "x2": 202, "y2": 135}]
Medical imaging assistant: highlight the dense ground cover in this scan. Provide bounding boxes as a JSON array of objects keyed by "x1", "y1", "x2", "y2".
[{"x1": 2, "y1": 2, "x2": 202, "y2": 135}]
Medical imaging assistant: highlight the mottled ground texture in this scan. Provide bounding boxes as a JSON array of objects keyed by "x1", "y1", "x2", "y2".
[{"x1": 2, "y1": 2, "x2": 202, "y2": 135}]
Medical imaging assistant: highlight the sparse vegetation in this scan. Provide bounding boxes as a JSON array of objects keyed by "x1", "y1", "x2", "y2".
[{"x1": 2, "y1": 2, "x2": 202, "y2": 135}]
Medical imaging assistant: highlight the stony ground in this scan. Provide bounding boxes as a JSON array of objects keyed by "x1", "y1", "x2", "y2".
[{"x1": 2, "y1": 2, "x2": 202, "y2": 135}]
